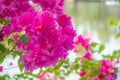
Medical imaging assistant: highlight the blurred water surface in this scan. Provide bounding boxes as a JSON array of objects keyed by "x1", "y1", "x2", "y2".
[{"x1": 65, "y1": 0, "x2": 120, "y2": 43}]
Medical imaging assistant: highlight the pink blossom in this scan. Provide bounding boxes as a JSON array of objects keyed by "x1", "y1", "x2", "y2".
[
  {"x1": 0, "y1": 66, "x2": 3, "y2": 72},
  {"x1": 93, "y1": 76, "x2": 101, "y2": 80},
  {"x1": 97, "y1": 74, "x2": 104, "y2": 79},
  {"x1": 38, "y1": 72, "x2": 58, "y2": 80},
  {"x1": 106, "y1": 75, "x2": 113, "y2": 80},
  {"x1": 2, "y1": 25, "x2": 10, "y2": 37},
  {"x1": 38, "y1": 73, "x2": 46, "y2": 80},
  {"x1": 56, "y1": 14, "x2": 72, "y2": 27},
  {"x1": 79, "y1": 71, "x2": 87, "y2": 77},
  {"x1": 0, "y1": 0, "x2": 34, "y2": 18},
  {"x1": 112, "y1": 59, "x2": 119, "y2": 67},
  {"x1": 32, "y1": 0, "x2": 64, "y2": 14},
  {"x1": 101, "y1": 59, "x2": 113, "y2": 73},
  {"x1": 82, "y1": 51, "x2": 92, "y2": 61},
  {"x1": 77, "y1": 35, "x2": 90, "y2": 50}
]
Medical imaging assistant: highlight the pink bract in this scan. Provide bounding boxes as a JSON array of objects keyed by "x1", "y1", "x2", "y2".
[
  {"x1": 82, "y1": 51, "x2": 92, "y2": 61},
  {"x1": 0, "y1": 66, "x2": 3, "y2": 72},
  {"x1": 101, "y1": 59, "x2": 113, "y2": 73},
  {"x1": 32, "y1": 0, "x2": 64, "y2": 14},
  {"x1": 0, "y1": 0, "x2": 34, "y2": 18}
]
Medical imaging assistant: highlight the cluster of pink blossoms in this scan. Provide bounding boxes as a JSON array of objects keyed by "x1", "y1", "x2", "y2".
[
  {"x1": 93, "y1": 59, "x2": 119, "y2": 80},
  {"x1": 0, "y1": 0, "x2": 76, "y2": 72},
  {"x1": 74, "y1": 35, "x2": 118, "y2": 80},
  {"x1": 74, "y1": 35, "x2": 92, "y2": 61},
  {"x1": 78, "y1": 59, "x2": 118, "y2": 80},
  {"x1": 74, "y1": 35, "x2": 92, "y2": 77}
]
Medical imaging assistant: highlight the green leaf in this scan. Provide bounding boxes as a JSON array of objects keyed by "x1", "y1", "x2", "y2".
[
  {"x1": 8, "y1": 38, "x2": 14, "y2": 45},
  {"x1": 0, "y1": 74, "x2": 10, "y2": 80},
  {"x1": 0, "y1": 44, "x2": 6, "y2": 53},
  {"x1": 0, "y1": 58, "x2": 4, "y2": 64},
  {"x1": 98, "y1": 44, "x2": 105, "y2": 53},
  {"x1": 115, "y1": 33, "x2": 120, "y2": 39},
  {"x1": 102, "y1": 78, "x2": 106, "y2": 80},
  {"x1": 16, "y1": 74, "x2": 24, "y2": 78},
  {"x1": 0, "y1": 76, "x2": 6, "y2": 80},
  {"x1": 82, "y1": 58, "x2": 89, "y2": 65},
  {"x1": 13, "y1": 53, "x2": 17, "y2": 59},
  {"x1": 73, "y1": 63, "x2": 79, "y2": 70},
  {"x1": 90, "y1": 61, "x2": 100, "y2": 69},
  {"x1": 20, "y1": 35, "x2": 30, "y2": 44},
  {"x1": 81, "y1": 65, "x2": 88, "y2": 71},
  {"x1": 18, "y1": 58, "x2": 24, "y2": 72},
  {"x1": 90, "y1": 71, "x2": 99, "y2": 77},
  {"x1": 0, "y1": 18, "x2": 9, "y2": 25},
  {"x1": 118, "y1": 0, "x2": 120, "y2": 3},
  {"x1": 54, "y1": 60, "x2": 64, "y2": 70},
  {"x1": 80, "y1": 76, "x2": 87, "y2": 80},
  {"x1": 91, "y1": 42, "x2": 98, "y2": 47},
  {"x1": 19, "y1": 65, "x2": 24, "y2": 72},
  {"x1": 74, "y1": 57, "x2": 81, "y2": 63},
  {"x1": 109, "y1": 16, "x2": 119, "y2": 26}
]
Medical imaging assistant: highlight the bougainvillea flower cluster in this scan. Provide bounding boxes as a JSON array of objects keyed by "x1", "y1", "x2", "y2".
[
  {"x1": 74, "y1": 35, "x2": 93, "y2": 78},
  {"x1": 94, "y1": 59, "x2": 118, "y2": 80},
  {"x1": 74, "y1": 35, "x2": 118, "y2": 80},
  {"x1": 21, "y1": 11, "x2": 76, "y2": 72},
  {"x1": 74, "y1": 35, "x2": 92, "y2": 61},
  {"x1": 0, "y1": 0, "x2": 76, "y2": 72},
  {"x1": 74, "y1": 35, "x2": 91, "y2": 51},
  {"x1": 78, "y1": 59, "x2": 118, "y2": 80}
]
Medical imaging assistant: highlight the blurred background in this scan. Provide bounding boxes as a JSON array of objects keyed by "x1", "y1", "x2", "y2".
[{"x1": 65, "y1": 0, "x2": 120, "y2": 43}]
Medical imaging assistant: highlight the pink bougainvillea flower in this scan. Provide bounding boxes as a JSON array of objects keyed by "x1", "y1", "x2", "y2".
[
  {"x1": 32, "y1": 0, "x2": 64, "y2": 14},
  {"x1": 79, "y1": 71, "x2": 87, "y2": 77},
  {"x1": 106, "y1": 75, "x2": 113, "y2": 80},
  {"x1": 74, "y1": 35, "x2": 91, "y2": 53},
  {"x1": 77, "y1": 35, "x2": 91, "y2": 50},
  {"x1": 38, "y1": 73, "x2": 46, "y2": 80},
  {"x1": 82, "y1": 51, "x2": 92, "y2": 61},
  {"x1": 0, "y1": 0, "x2": 34, "y2": 18},
  {"x1": 93, "y1": 76, "x2": 101, "y2": 80},
  {"x1": 20, "y1": 11, "x2": 76, "y2": 72},
  {"x1": 38, "y1": 72, "x2": 57, "y2": 80},
  {"x1": 2, "y1": 25, "x2": 10, "y2": 37},
  {"x1": 100, "y1": 59, "x2": 113, "y2": 73},
  {"x1": 112, "y1": 58, "x2": 119, "y2": 67},
  {"x1": 0, "y1": 66, "x2": 3, "y2": 72}
]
